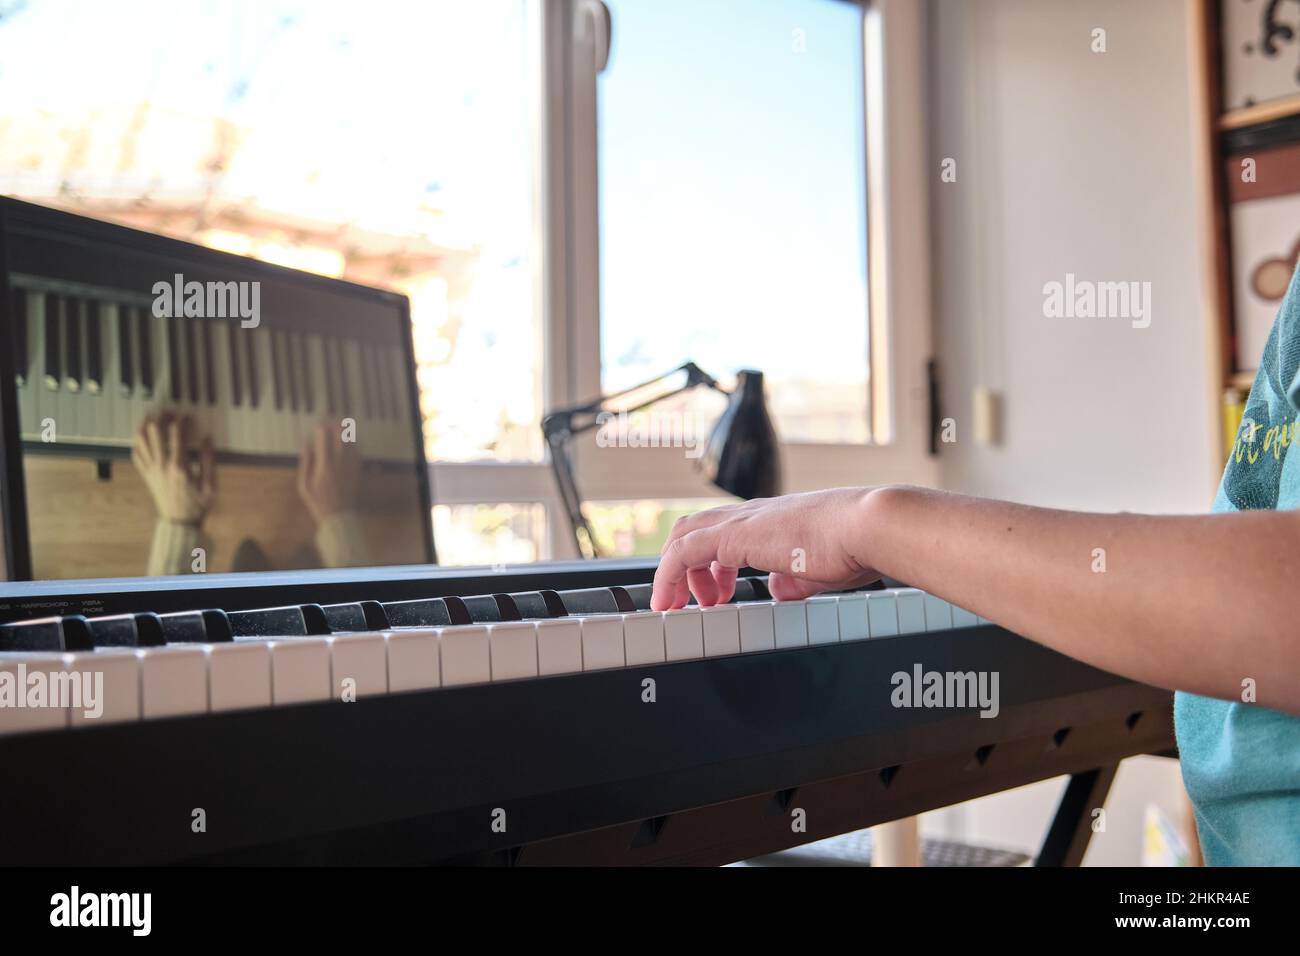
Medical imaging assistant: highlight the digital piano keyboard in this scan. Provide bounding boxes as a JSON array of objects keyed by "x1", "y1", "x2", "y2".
[{"x1": 0, "y1": 559, "x2": 1175, "y2": 866}]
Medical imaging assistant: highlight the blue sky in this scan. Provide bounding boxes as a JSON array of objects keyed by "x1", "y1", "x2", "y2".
[{"x1": 599, "y1": 0, "x2": 869, "y2": 394}]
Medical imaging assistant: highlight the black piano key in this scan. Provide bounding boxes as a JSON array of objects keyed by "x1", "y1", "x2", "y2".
[
  {"x1": 285, "y1": 333, "x2": 300, "y2": 412},
  {"x1": 619, "y1": 584, "x2": 654, "y2": 611},
  {"x1": 461, "y1": 595, "x2": 502, "y2": 623},
  {"x1": 557, "y1": 587, "x2": 629, "y2": 615},
  {"x1": 136, "y1": 310, "x2": 153, "y2": 398},
  {"x1": 63, "y1": 296, "x2": 82, "y2": 392},
  {"x1": 360, "y1": 342, "x2": 376, "y2": 418},
  {"x1": 320, "y1": 600, "x2": 390, "y2": 632},
  {"x1": 300, "y1": 604, "x2": 331, "y2": 635},
  {"x1": 159, "y1": 609, "x2": 232, "y2": 643},
  {"x1": 185, "y1": 317, "x2": 200, "y2": 404},
  {"x1": 335, "y1": 339, "x2": 352, "y2": 415},
  {"x1": 0, "y1": 615, "x2": 93, "y2": 652},
  {"x1": 228, "y1": 605, "x2": 307, "y2": 638},
  {"x1": 200, "y1": 319, "x2": 216, "y2": 405},
  {"x1": 300, "y1": 337, "x2": 314, "y2": 412},
  {"x1": 167, "y1": 315, "x2": 183, "y2": 402},
  {"x1": 85, "y1": 613, "x2": 165, "y2": 648},
  {"x1": 382, "y1": 597, "x2": 454, "y2": 628},
  {"x1": 320, "y1": 603, "x2": 367, "y2": 632},
  {"x1": 227, "y1": 325, "x2": 243, "y2": 406},
  {"x1": 117, "y1": 305, "x2": 134, "y2": 396},
  {"x1": 134, "y1": 612, "x2": 164, "y2": 646},
  {"x1": 321, "y1": 337, "x2": 337, "y2": 414},
  {"x1": 85, "y1": 301, "x2": 103, "y2": 394},
  {"x1": 244, "y1": 330, "x2": 259, "y2": 407},
  {"x1": 491, "y1": 594, "x2": 522, "y2": 621},
  {"x1": 373, "y1": 344, "x2": 389, "y2": 418},
  {"x1": 269, "y1": 329, "x2": 283, "y2": 410},
  {"x1": 357, "y1": 600, "x2": 390, "y2": 629},
  {"x1": 382, "y1": 348, "x2": 400, "y2": 420},
  {"x1": 43, "y1": 293, "x2": 61, "y2": 390},
  {"x1": 504, "y1": 590, "x2": 556, "y2": 621},
  {"x1": 11, "y1": 288, "x2": 27, "y2": 387}
]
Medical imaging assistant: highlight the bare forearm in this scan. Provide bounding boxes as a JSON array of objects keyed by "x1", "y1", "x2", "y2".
[{"x1": 862, "y1": 485, "x2": 1300, "y2": 713}]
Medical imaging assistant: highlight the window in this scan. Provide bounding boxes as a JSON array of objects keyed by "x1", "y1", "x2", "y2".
[
  {"x1": 0, "y1": 0, "x2": 543, "y2": 465},
  {"x1": 0, "y1": 0, "x2": 934, "y2": 572},
  {"x1": 598, "y1": 0, "x2": 870, "y2": 445}
]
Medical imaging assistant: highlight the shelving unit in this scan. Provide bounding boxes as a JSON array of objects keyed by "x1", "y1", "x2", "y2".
[{"x1": 1190, "y1": 0, "x2": 1300, "y2": 471}]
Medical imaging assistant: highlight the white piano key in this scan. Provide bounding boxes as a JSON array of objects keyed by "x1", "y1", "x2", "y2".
[
  {"x1": 805, "y1": 596, "x2": 840, "y2": 645},
  {"x1": 139, "y1": 645, "x2": 209, "y2": 718},
  {"x1": 387, "y1": 344, "x2": 413, "y2": 461},
  {"x1": 536, "y1": 618, "x2": 583, "y2": 675},
  {"x1": 266, "y1": 638, "x2": 332, "y2": 705},
  {"x1": 68, "y1": 649, "x2": 140, "y2": 726},
  {"x1": 439, "y1": 625, "x2": 491, "y2": 687},
  {"x1": 773, "y1": 602, "x2": 809, "y2": 649},
  {"x1": 146, "y1": 312, "x2": 172, "y2": 420},
  {"x1": 81, "y1": 302, "x2": 109, "y2": 441},
  {"x1": 0, "y1": 653, "x2": 72, "y2": 734},
  {"x1": 207, "y1": 319, "x2": 232, "y2": 449},
  {"x1": 580, "y1": 614, "x2": 625, "y2": 671},
  {"x1": 663, "y1": 608, "x2": 704, "y2": 661},
  {"x1": 701, "y1": 605, "x2": 740, "y2": 657},
  {"x1": 383, "y1": 629, "x2": 441, "y2": 692},
  {"x1": 488, "y1": 622, "x2": 538, "y2": 681},
  {"x1": 104, "y1": 303, "x2": 132, "y2": 444},
  {"x1": 253, "y1": 327, "x2": 282, "y2": 453},
  {"x1": 737, "y1": 602, "x2": 776, "y2": 653},
  {"x1": 923, "y1": 594, "x2": 953, "y2": 631},
  {"x1": 18, "y1": 290, "x2": 41, "y2": 439},
  {"x1": 867, "y1": 591, "x2": 900, "y2": 637},
  {"x1": 951, "y1": 605, "x2": 979, "y2": 628},
  {"x1": 329, "y1": 632, "x2": 389, "y2": 698},
  {"x1": 306, "y1": 334, "x2": 330, "y2": 422},
  {"x1": 835, "y1": 592, "x2": 869, "y2": 641},
  {"x1": 622, "y1": 611, "x2": 666, "y2": 666},
  {"x1": 895, "y1": 588, "x2": 928, "y2": 635},
  {"x1": 205, "y1": 642, "x2": 272, "y2": 712}
]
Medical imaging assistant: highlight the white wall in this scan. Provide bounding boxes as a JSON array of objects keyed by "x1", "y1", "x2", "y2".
[
  {"x1": 929, "y1": 0, "x2": 1215, "y2": 511},
  {"x1": 922, "y1": 0, "x2": 1209, "y2": 864}
]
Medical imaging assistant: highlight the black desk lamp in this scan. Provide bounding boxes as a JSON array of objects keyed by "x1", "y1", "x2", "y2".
[{"x1": 542, "y1": 363, "x2": 781, "y2": 559}]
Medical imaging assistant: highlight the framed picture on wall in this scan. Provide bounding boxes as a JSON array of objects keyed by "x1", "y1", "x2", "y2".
[
  {"x1": 1221, "y1": 0, "x2": 1300, "y2": 111},
  {"x1": 1224, "y1": 123, "x2": 1300, "y2": 373}
]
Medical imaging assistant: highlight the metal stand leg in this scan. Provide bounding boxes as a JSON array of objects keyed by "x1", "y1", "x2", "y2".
[{"x1": 1034, "y1": 764, "x2": 1118, "y2": 867}]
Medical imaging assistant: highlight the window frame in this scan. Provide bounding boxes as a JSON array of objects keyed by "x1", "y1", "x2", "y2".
[{"x1": 430, "y1": 0, "x2": 936, "y2": 563}]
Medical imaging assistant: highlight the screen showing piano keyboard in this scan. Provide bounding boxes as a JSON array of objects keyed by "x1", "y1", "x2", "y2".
[{"x1": 0, "y1": 200, "x2": 434, "y2": 580}]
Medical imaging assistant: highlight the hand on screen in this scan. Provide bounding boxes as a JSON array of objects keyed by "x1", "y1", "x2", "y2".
[
  {"x1": 297, "y1": 422, "x2": 362, "y2": 525},
  {"x1": 131, "y1": 412, "x2": 217, "y2": 527}
]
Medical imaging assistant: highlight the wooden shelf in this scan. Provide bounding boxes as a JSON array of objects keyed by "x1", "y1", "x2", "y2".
[
  {"x1": 1220, "y1": 92, "x2": 1300, "y2": 131},
  {"x1": 1228, "y1": 370, "x2": 1257, "y2": 392}
]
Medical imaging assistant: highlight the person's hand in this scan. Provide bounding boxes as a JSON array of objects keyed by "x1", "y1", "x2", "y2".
[
  {"x1": 131, "y1": 412, "x2": 216, "y2": 527},
  {"x1": 297, "y1": 423, "x2": 362, "y2": 525},
  {"x1": 651, "y1": 488, "x2": 884, "y2": 610}
]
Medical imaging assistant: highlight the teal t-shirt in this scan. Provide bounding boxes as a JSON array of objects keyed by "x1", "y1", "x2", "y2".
[{"x1": 1174, "y1": 264, "x2": 1300, "y2": 866}]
